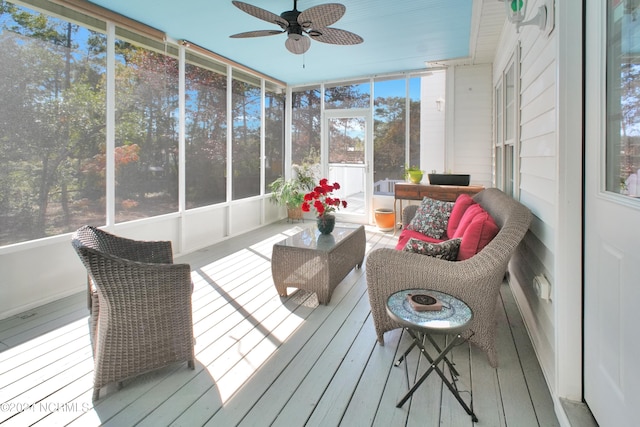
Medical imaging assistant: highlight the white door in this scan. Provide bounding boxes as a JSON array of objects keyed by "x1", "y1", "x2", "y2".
[
  {"x1": 324, "y1": 109, "x2": 372, "y2": 224},
  {"x1": 584, "y1": 2, "x2": 640, "y2": 425}
]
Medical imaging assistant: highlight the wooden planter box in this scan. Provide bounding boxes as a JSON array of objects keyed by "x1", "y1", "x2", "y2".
[{"x1": 427, "y1": 174, "x2": 470, "y2": 186}]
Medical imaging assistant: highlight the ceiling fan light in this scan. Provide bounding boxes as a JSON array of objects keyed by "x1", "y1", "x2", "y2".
[{"x1": 285, "y1": 33, "x2": 310, "y2": 54}]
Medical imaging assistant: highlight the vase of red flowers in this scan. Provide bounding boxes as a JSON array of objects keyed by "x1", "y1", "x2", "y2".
[
  {"x1": 316, "y1": 214, "x2": 336, "y2": 235},
  {"x1": 301, "y1": 178, "x2": 348, "y2": 234}
]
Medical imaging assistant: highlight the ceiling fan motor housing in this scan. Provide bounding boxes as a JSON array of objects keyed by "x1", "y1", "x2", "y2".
[{"x1": 281, "y1": 9, "x2": 304, "y2": 36}]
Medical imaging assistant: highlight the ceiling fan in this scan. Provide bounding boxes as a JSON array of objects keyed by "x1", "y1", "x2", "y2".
[{"x1": 230, "y1": 0, "x2": 363, "y2": 55}]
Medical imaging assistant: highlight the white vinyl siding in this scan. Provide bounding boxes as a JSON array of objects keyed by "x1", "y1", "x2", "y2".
[
  {"x1": 493, "y1": 0, "x2": 558, "y2": 397},
  {"x1": 449, "y1": 64, "x2": 493, "y2": 187}
]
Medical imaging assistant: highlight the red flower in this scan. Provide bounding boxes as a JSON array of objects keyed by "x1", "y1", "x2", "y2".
[
  {"x1": 301, "y1": 178, "x2": 346, "y2": 217},
  {"x1": 313, "y1": 200, "x2": 325, "y2": 215},
  {"x1": 313, "y1": 186, "x2": 323, "y2": 195}
]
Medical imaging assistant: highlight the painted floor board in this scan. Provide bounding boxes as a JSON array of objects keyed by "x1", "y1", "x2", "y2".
[{"x1": 0, "y1": 222, "x2": 558, "y2": 426}]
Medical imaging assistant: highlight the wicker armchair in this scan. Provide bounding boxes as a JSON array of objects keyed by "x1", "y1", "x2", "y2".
[
  {"x1": 71, "y1": 226, "x2": 195, "y2": 401},
  {"x1": 366, "y1": 188, "x2": 532, "y2": 367}
]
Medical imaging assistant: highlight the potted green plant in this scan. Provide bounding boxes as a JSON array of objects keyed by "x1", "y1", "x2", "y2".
[
  {"x1": 269, "y1": 163, "x2": 316, "y2": 221},
  {"x1": 404, "y1": 165, "x2": 424, "y2": 184}
]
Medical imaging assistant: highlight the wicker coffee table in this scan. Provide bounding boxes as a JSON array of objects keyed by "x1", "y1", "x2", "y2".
[{"x1": 272, "y1": 225, "x2": 365, "y2": 304}]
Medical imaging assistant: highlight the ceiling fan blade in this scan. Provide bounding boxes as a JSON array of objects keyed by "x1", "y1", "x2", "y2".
[
  {"x1": 298, "y1": 3, "x2": 345, "y2": 29},
  {"x1": 308, "y1": 27, "x2": 363, "y2": 45},
  {"x1": 232, "y1": 1, "x2": 288, "y2": 29},
  {"x1": 285, "y1": 34, "x2": 311, "y2": 55},
  {"x1": 230, "y1": 29, "x2": 284, "y2": 38}
]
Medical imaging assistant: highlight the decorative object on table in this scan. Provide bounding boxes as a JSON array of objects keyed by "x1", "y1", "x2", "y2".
[
  {"x1": 404, "y1": 165, "x2": 423, "y2": 184},
  {"x1": 374, "y1": 208, "x2": 395, "y2": 232},
  {"x1": 301, "y1": 178, "x2": 347, "y2": 234},
  {"x1": 406, "y1": 293, "x2": 443, "y2": 311},
  {"x1": 427, "y1": 172, "x2": 470, "y2": 186},
  {"x1": 269, "y1": 163, "x2": 316, "y2": 222},
  {"x1": 316, "y1": 214, "x2": 336, "y2": 234}
]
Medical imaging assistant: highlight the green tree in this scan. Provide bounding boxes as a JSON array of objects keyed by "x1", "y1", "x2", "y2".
[
  {"x1": 112, "y1": 43, "x2": 179, "y2": 218},
  {"x1": 0, "y1": 4, "x2": 106, "y2": 242},
  {"x1": 291, "y1": 88, "x2": 321, "y2": 164},
  {"x1": 184, "y1": 63, "x2": 228, "y2": 207},
  {"x1": 374, "y1": 96, "x2": 406, "y2": 179}
]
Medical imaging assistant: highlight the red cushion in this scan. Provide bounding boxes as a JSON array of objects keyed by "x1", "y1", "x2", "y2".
[
  {"x1": 395, "y1": 229, "x2": 443, "y2": 250},
  {"x1": 452, "y1": 205, "x2": 499, "y2": 260},
  {"x1": 446, "y1": 194, "x2": 476, "y2": 239},
  {"x1": 452, "y1": 204, "x2": 483, "y2": 238}
]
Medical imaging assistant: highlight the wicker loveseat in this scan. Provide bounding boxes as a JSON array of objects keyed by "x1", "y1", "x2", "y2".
[
  {"x1": 366, "y1": 188, "x2": 532, "y2": 367},
  {"x1": 71, "y1": 226, "x2": 195, "y2": 400}
]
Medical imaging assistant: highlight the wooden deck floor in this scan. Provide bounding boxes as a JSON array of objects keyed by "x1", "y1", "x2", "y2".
[{"x1": 0, "y1": 221, "x2": 559, "y2": 426}]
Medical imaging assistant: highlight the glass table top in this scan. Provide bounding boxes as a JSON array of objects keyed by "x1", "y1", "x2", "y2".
[
  {"x1": 275, "y1": 225, "x2": 362, "y2": 251},
  {"x1": 386, "y1": 289, "x2": 473, "y2": 334}
]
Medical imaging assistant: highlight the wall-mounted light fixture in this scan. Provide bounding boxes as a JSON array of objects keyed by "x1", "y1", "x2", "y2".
[
  {"x1": 435, "y1": 96, "x2": 445, "y2": 112},
  {"x1": 502, "y1": 0, "x2": 549, "y2": 33}
]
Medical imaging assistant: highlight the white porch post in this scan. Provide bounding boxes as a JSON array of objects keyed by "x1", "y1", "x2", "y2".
[{"x1": 555, "y1": 0, "x2": 584, "y2": 405}]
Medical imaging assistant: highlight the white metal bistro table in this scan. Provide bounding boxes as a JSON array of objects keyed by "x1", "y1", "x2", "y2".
[{"x1": 386, "y1": 289, "x2": 477, "y2": 422}]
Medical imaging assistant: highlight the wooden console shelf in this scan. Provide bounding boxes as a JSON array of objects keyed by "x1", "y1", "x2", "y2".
[
  {"x1": 395, "y1": 183, "x2": 484, "y2": 202},
  {"x1": 393, "y1": 183, "x2": 485, "y2": 233}
]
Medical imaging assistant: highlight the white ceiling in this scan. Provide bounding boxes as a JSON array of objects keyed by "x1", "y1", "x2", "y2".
[{"x1": 87, "y1": 0, "x2": 507, "y2": 85}]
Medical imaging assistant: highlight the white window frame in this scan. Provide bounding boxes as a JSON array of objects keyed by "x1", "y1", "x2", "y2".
[{"x1": 494, "y1": 46, "x2": 521, "y2": 198}]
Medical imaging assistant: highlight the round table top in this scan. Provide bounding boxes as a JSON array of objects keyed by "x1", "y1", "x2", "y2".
[{"x1": 386, "y1": 289, "x2": 473, "y2": 335}]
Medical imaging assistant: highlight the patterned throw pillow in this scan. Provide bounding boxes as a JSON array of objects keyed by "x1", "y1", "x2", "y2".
[
  {"x1": 403, "y1": 238, "x2": 461, "y2": 261},
  {"x1": 406, "y1": 197, "x2": 454, "y2": 239}
]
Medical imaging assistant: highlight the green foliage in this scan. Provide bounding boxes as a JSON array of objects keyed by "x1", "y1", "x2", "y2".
[
  {"x1": 291, "y1": 88, "x2": 321, "y2": 164},
  {"x1": 269, "y1": 163, "x2": 316, "y2": 208},
  {"x1": 374, "y1": 96, "x2": 421, "y2": 181},
  {"x1": 0, "y1": 4, "x2": 105, "y2": 242},
  {"x1": 0, "y1": 4, "x2": 183, "y2": 243},
  {"x1": 0, "y1": 3, "x2": 422, "y2": 245}
]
